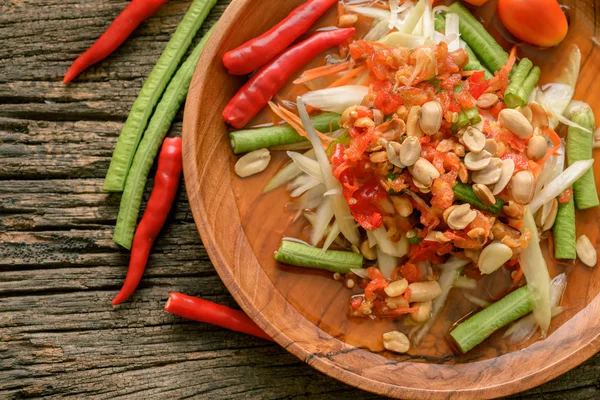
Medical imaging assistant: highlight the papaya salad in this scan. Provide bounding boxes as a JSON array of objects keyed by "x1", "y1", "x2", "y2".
[{"x1": 221, "y1": 0, "x2": 599, "y2": 354}]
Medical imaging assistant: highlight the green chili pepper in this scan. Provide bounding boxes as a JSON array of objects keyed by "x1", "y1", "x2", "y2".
[
  {"x1": 113, "y1": 26, "x2": 214, "y2": 249},
  {"x1": 103, "y1": 0, "x2": 217, "y2": 192}
]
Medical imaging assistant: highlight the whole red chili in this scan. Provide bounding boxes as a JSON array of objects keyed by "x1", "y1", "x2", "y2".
[
  {"x1": 64, "y1": 0, "x2": 169, "y2": 83},
  {"x1": 222, "y1": 28, "x2": 355, "y2": 129},
  {"x1": 165, "y1": 292, "x2": 273, "y2": 341},
  {"x1": 112, "y1": 137, "x2": 182, "y2": 305},
  {"x1": 223, "y1": 0, "x2": 338, "y2": 75}
]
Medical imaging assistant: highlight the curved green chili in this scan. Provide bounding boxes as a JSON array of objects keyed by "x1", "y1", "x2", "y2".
[
  {"x1": 104, "y1": 0, "x2": 217, "y2": 192},
  {"x1": 113, "y1": 26, "x2": 214, "y2": 249}
]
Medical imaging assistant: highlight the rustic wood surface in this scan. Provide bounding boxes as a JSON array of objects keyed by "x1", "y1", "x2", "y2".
[{"x1": 1, "y1": 0, "x2": 599, "y2": 399}]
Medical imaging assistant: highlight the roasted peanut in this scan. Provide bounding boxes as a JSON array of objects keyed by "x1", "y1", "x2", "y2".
[
  {"x1": 526, "y1": 135, "x2": 548, "y2": 161},
  {"x1": 338, "y1": 13, "x2": 358, "y2": 27},
  {"x1": 473, "y1": 183, "x2": 496, "y2": 206},
  {"x1": 383, "y1": 331, "x2": 410, "y2": 353},
  {"x1": 499, "y1": 108, "x2": 534, "y2": 139},
  {"x1": 462, "y1": 127, "x2": 486, "y2": 153},
  {"x1": 476, "y1": 93, "x2": 499, "y2": 109},
  {"x1": 410, "y1": 301, "x2": 432, "y2": 323},
  {"x1": 492, "y1": 158, "x2": 515, "y2": 195},
  {"x1": 510, "y1": 170, "x2": 535, "y2": 204},
  {"x1": 360, "y1": 240, "x2": 377, "y2": 260},
  {"x1": 472, "y1": 157, "x2": 503, "y2": 185},
  {"x1": 478, "y1": 242, "x2": 513, "y2": 274},
  {"x1": 503, "y1": 201, "x2": 524, "y2": 220},
  {"x1": 391, "y1": 196, "x2": 413, "y2": 217},
  {"x1": 464, "y1": 150, "x2": 492, "y2": 171},
  {"x1": 407, "y1": 106, "x2": 424, "y2": 137},
  {"x1": 384, "y1": 278, "x2": 409, "y2": 297},
  {"x1": 576, "y1": 235, "x2": 597, "y2": 267},
  {"x1": 400, "y1": 136, "x2": 421, "y2": 166},
  {"x1": 408, "y1": 281, "x2": 442, "y2": 302},
  {"x1": 369, "y1": 150, "x2": 388, "y2": 163},
  {"x1": 234, "y1": 148, "x2": 271, "y2": 177},
  {"x1": 420, "y1": 101, "x2": 443, "y2": 136},
  {"x1": 447, "y1": 203, "x2": 477, "y2": 230},
  {"x1": 409, "y1": 157, "x2": 440, "y2": 186}
]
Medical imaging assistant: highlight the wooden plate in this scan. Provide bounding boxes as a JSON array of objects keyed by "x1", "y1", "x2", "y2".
[{"x1": 182, "y1": 1, "x2": 600, "y2": 398}]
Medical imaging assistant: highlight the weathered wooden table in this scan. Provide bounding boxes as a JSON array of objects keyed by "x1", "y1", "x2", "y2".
[{"x1": 2, "y1": 1, "x2": 599, "y2": 398}]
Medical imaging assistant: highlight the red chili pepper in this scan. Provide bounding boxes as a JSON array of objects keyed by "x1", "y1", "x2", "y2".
[
  {"x1": 64, "y1": 0, "x2": 169, "y2": 83},
  {"x1": 165, "y1": 292, "x2": 273, "y2": 341},
  {"x1": 222, "y1": 0, "x2": 338, "y2": 75},
  {"x1": 222, "y1": 28, "x2": 355, "y2": 129},
  {"x1": 112, "y1": 137, "x2": 182, "y2": 305}
]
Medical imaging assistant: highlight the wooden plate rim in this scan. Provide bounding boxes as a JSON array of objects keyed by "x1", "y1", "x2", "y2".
[{"x1": 181, "y1": 1, "x2": 600, "y2": 398}]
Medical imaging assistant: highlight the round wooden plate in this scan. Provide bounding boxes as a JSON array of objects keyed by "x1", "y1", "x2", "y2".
[{"x1": 182, "y1": 1, "x2": 600, "y2": 398}]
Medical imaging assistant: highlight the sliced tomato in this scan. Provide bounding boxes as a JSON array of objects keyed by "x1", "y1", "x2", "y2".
[{"x1": 501, "y1": 152, "x2": 529, "y2": 171}]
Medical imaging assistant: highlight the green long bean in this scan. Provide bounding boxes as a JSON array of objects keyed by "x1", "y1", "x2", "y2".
[
  {"x1": 553, "y1": 198, "x2": 576, "y2": 259},
  {"x1": 229, "y1": 113, "x2": 341, "y2": 154},
  {"x1": 504, "y1": 58, "x2": 533, "y2": 108},
  {"x1": 274, "y1": 240, "x2": 364, "y2": 274},
  {"x1": 113, "y1": 27, "x2": 214, "y2": 249},
  {"x1": 567, "y1": 105, "x2": 599, "y2": 209},
  {"x1": 517, "y1": 66, "x2": 541, "y2": 107},
  {"x1": 104, "y1": 0, "x2": 216, "y2": 192},
  {"x1": 450, "y1": 286, "x2": 532, "y2": 353},
  {"x1": 448, "y1": 2, "x2": 508, "y2": 73}
]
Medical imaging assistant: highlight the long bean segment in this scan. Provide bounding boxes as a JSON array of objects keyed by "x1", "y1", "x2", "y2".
[
  {"x1": 113, "y1": 27, "x2": 215, "y2": 249},
  {"x1": 504, "y1": 58, "x2": 533, "y2": 108},
  {"x1": 229, "y1": 113, "x2": 340, "y2": 154},
  {"x1": 450, "y1": 286, "x2": 532, "y2": 353},
  {"x1": 453, "y1": 182, "x2": 504, "y2": 214},
  {"x1": 567, "y1": 105, "x2": 599, "y2": 209},
  {"x1": 104, "y1": 0, "x2": 216, "y2": 192},
  {"x1": 448, "y1": 2, "x2": 508, "y2": 72},
  {"x1": 553, "y1": 198, "x2": 576, "y2": 259},
  {"x1": 274, "y1": 240, "x2": 364, "y2": 273}
]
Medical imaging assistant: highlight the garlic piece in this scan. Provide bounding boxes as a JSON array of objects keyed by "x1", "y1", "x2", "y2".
[{"x1": 576, "y1": 235, "x2": 597, "y2": 267}]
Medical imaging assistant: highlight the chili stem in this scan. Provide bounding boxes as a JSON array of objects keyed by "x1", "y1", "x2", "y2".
[
  {"x1": 165, "y1": 292, "x2": 273, "y2": 341},
  {"x1": 567, "y1": 105, "x2": 599, "y2": 209},
  {"x1": 103, "y1": 0, "x2": 216, "y2": 192},
  {"x1": 113, "y1": 26, "x2": 214, "y2": 249},
  {"x1": 274, "y1": 240, "x2": 364, "y2": 273},
  {"x1": 229, "y1": 113, "x2": 340, "y2": 154},
  {"x1": 504, "y1": 58, "x2": 533, "y2": 108},
  {"x1": 448, "y1": 2, "x2": 508, "y2": 73},
  {"x1": 553, "y1": 198, "x2": 577, "y2": 259},
  {"x1": 453, "y1": 182, "x2": 505, "y2": 214},
  {"x1": 450, "y1": 286, "x2": 532, "y2": 353}
]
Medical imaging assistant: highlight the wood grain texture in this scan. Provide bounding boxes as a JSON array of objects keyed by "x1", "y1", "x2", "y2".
[{"x1": 1, "y1": 0, "x2": 599, "y2": 399}]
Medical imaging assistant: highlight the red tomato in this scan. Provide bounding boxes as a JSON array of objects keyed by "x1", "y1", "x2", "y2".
[
  {"x1": 463, "y1": 0, "x2": 490, "y2": 5},
  {"x1": 498, "y1": 0, "x2": 568, "y2": 47}
]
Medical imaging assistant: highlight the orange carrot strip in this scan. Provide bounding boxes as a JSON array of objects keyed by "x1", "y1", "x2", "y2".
[
  {"x1": 511, "y1": 266, "x2": 524, "y2": 285},
  {"x1": 293, "y1": 61, "x2": 352, "y2": 84},
  {"x1": 328, "y1": 65, "x2": 368, "y2": 88},
  {"x1": 536, "y1": 127, "x2": 562, "y2": 167},
  {"x1": 268, "y1": 101, "x2": 307, "y2": 138}
]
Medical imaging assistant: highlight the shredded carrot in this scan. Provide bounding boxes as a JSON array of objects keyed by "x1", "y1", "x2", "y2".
[
  {"x1": 403, "y1": 287, "x2": 411, "y2": 301},
  {"x1": 293, "y1": 61, "x2": 352, "y2": 84},
  {"x1": 536, "y1": 127, "x2": 562, "y2": 167},
  {"x1": 487, "y1": 45, "x2": 518, "y2": 93},
  {"x1": 268, "y1": 102, "x2": 333, "y2": 144},
  {"x1": 268, "y1": 101, "x2": 307, "y2": 137},
  {"x1": 529, "y1": 160, "x2": 542, "y2": 179},
  {"x1": 328, "y1": 65, "x2": 368, "y2": 88},
  {"x1": 511, "y1": 266, "x2": 524, "y2": 285}
]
